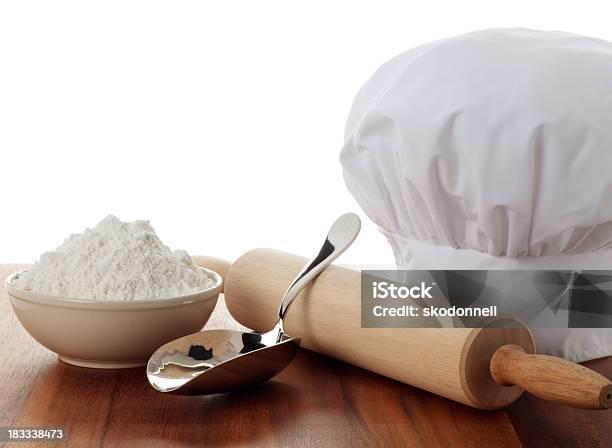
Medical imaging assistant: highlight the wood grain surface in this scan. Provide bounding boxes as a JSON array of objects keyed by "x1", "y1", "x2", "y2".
[{"x1": 1, "y1": 264, "x2": 611, "y2": 448}]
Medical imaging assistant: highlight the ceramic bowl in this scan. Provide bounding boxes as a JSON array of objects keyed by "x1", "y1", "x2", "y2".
[{"x1": 5, "y1": 268, "x2": 222, "y2": 369}]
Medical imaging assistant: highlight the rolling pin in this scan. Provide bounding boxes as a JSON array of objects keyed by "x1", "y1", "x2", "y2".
[
  {"x1": 223, "y1": 249, "x2": 612, "y2": 410},
  {"x1": 192, "y1": 255, "x2": 231, "y2": 292}
]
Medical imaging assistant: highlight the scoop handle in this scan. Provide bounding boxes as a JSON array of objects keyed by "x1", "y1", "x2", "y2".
[
  {"x1": 277, "y1": 213, "x2": 361, "y2": 321},
  {"x1": 490, "y1": 344, "x2": 612, "y2": 409}
]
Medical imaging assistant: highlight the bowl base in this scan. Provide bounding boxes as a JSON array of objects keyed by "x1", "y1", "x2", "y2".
[{"x1": 59, "y1": 355, "x2": 146, "y2": 369}]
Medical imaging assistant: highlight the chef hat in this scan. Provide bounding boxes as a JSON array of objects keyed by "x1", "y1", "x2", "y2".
[{"x1": 340, "y1": 29, "x2": 612, "y2": 362}]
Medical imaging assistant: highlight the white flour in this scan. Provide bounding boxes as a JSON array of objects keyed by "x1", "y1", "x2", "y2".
[{"x1": 12, "y1": 215, "x2": 217, "y2": 300}]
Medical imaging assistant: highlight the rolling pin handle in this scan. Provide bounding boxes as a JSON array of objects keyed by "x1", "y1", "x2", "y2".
[
  {"x1": 191, "y1": 256, "x2": 232, "y2": 292},
  {"x1": 490, "y1": 344, "x2": 612, "y2": 410}
]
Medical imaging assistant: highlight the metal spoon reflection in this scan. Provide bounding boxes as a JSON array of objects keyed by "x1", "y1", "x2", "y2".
[{"x1": 146, "y1": 213, "x2": 361, "y2": 395}]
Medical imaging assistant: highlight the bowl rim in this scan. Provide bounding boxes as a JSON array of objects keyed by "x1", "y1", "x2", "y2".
[{"x1": 5, "y1": 267, "x2": 223, "y2": 311}]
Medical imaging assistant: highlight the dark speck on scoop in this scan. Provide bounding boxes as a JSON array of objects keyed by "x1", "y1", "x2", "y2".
[
  {"x1": 240, "y1": 333, "x2": 266, "y2": 353},
  {"x1": 188, "y1": 345, "x2": 213, "y2": 360}
]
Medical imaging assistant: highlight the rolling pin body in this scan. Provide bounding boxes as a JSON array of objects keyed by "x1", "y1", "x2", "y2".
[
  {"x1": 224, "y1": 249, "x2": 612, "y2": 410},
  {"x1": 224, "y1": 249, "x2": 532, "y2": 409}
]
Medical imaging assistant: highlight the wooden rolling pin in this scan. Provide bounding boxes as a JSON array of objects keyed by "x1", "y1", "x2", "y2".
[
  {"x1": 192, "y1": 255, "x2": 231, "y2": 292},
  {"x1": 222, "y1": 249, "x2": 612, "y2": 410}
]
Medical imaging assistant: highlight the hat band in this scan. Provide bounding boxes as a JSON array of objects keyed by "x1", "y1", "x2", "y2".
[{"x1": 386, "y1": 233, "x2": 612, "y2": 270}]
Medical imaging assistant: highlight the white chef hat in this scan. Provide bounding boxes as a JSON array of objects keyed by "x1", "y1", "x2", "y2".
[{"x1": 341, "y1": 28, "x2": 612, "y2": 362}]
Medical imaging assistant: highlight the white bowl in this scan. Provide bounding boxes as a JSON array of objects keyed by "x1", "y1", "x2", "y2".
[{"x1": 5, "y1": 268, "x2": 222, "y2": 369}]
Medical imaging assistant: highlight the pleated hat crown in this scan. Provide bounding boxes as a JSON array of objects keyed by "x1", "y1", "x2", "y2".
[{"x1": 341, "y1": 29, "x2": 612, "y2": 264}]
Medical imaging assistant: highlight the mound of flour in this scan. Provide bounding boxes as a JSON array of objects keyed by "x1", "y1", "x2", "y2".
[{"x1": 13, "y1": 215, "x2": 217, "y2": 300}]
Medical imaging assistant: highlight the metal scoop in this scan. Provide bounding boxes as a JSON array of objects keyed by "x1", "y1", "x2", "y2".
[{"x1": 146, "y1": 213, "x2": 361, "y2": 395}]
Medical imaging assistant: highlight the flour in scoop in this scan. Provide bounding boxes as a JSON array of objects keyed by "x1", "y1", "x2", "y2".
[{"x1": 12, "y1": 215, "x2": 217, "y2": 300}]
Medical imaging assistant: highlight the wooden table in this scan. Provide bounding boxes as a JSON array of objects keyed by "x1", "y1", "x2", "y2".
[{"x1": 1, "y1": 264, "x2": 611, "y2": 447}]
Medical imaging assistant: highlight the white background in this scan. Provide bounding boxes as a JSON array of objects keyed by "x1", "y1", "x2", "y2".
[{"x1": 1, "y1": 1, "x2": 611, "y2": 264}]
